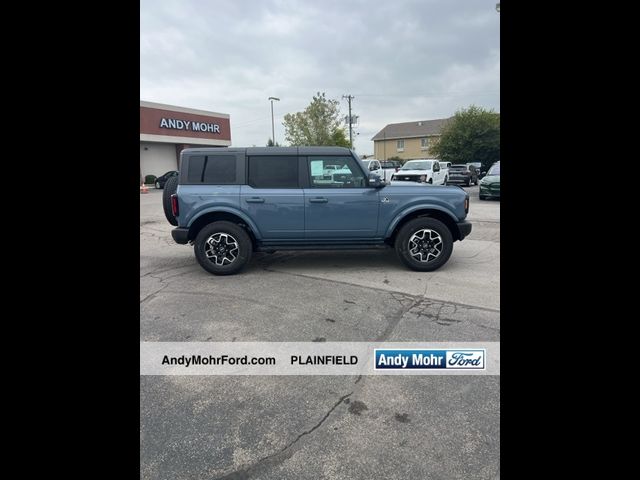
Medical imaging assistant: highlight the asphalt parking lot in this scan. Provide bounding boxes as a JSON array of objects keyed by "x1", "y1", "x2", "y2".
[{"x1": 140, "y1": 185, "x2": 500, "y2": 479}]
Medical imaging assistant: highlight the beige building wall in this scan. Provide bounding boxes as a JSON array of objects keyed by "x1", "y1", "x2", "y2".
[
  {"x1": 374, "y1": 136, "x2": 440, "y2": 161},
  {"x1": 140, "y1": 142, "x2": 178, "y2": 178}
]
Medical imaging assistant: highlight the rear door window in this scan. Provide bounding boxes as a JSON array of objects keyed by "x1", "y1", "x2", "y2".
[{"x1": 248, "y1": 155, "x2": 299, "y2": 188}]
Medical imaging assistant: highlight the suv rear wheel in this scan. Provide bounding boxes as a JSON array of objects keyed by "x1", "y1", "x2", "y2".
[
  {"x1": 194, "y1": 221, "x2": 253, "y2": 275},
  {"x1": 395, "y1": 217, "x2": 453, "y2": 271}
]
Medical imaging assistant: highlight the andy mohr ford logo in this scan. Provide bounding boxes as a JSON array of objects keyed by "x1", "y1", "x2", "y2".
[{"x1": 374, "y1": 349, "x2": 485, "y2": 370}]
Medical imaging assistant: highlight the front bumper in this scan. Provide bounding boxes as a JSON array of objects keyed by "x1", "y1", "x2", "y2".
[
  {"x1": 479, "y1": 184, "x2": 500, "y2": 197},
  {"x1": 456, "y1": 220, "x2": 472, "y2": 241},
  {"x1": 171, "y1": 227, "x2": 190, "y2": 244},
  {"x1": 392, "y1": 175, "x2": 424, "y2": 183}
]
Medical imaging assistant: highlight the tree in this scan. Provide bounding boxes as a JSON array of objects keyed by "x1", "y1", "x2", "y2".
[
  {"x1": 430, "y1": 105, "x2": 500, "y2": 172},
  {"x1": 283, "y1": 92, "x2": 351, "y2": 147},
  {"x1": 266, "y1": 139, "x2": 280, "y2": 147}
]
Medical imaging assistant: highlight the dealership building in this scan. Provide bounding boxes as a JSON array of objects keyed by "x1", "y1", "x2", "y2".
[{"x1": 140, "y1": 100, "x2": 231, "y2": 181}]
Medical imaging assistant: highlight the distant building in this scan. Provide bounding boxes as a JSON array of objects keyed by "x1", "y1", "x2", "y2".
[
  {"x1": 371, "y1": 118, "x2": 451, "y2": 161},
  {"x1": 140, "y1": 100, "x2": 231, "y2": 181}
]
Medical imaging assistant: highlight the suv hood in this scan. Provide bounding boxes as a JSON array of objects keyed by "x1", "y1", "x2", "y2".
[
  {"x1": 395, "y1": 169, "x2": 433, "y2": 175},
  {"x1": 383, "y1": 184, "x2": 463, "y2": 194}
]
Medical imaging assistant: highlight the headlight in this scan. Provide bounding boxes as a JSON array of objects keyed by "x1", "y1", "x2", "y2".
[{"x1": 420, "y1": 175, "x2": 426, "y2": 182}]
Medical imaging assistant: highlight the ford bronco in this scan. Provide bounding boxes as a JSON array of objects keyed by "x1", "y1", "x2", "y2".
[{"x1": 163, "y1": 147, "x2": 471, "y2": 275}]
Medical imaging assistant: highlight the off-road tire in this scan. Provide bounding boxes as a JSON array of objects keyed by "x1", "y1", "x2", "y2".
[
  {"x1": 395, "y1": 217, "x2": 453, "y2": 272},
  {"x1": 194, "y1": 221, "x2": 253, "y2": 275}
]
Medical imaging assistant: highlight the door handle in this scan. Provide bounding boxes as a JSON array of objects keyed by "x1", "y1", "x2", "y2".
[
  {"x1": 309, "y1": 197, "x2": 328, "y2": 203},
  {"x1": 245, "y1": 197, "x2": 265, "y2": 203}
]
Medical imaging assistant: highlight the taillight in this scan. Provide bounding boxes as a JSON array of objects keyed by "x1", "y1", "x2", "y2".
[
  {"x1": 171, "y1": 194, "x2": 179, "y2": 217},
  {"x1": 464, "y1": 197, "x2": 469, "y2": 213}
]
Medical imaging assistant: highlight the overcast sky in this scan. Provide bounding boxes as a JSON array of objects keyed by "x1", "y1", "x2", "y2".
[{"x1": 140, "y1": 0, "x2": 499, "y2": 155}]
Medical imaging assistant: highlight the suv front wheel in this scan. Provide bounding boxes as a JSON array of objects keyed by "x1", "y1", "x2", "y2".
[
  {"x1": 395, "y1": 217, "x2": 453, "y2": 271},
  {"x1": 194, "y1": 221, "x2": 253, "y2": 275}
]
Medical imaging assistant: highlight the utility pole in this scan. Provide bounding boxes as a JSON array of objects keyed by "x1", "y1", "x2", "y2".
[
  {"x1": 268, "y1": 97, "x2": 280, "y2": 146},
  {"x1": 342, "y1": 94, "x2": 354, "y2": 148}
]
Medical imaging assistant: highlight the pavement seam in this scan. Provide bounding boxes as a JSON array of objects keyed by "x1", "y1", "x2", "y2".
[{"x1": 257, "y1": 267, "x2": 500, "y2": 313}]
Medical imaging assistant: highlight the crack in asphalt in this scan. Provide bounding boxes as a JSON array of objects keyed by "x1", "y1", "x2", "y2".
[
  {"x1": 214, "y1": 392, "x2": 353, "y2": 480},
  {"x1": 409, "y1": 299, "x2": 500, "y2": 333},
  {"x1": 375, "y1": 294, "x2": 420, "y2": 343}
]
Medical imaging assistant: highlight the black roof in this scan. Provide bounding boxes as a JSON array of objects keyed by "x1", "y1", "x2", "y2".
[{"x1": 181, "y1": 146, "x2": 354, "y2": 155}]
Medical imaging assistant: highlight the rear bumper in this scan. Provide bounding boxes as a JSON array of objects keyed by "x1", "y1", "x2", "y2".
[
  {"x1": 448, "y1": 177, "x2": 471, "y2": 184},
  {"x1": 171, "y1": 227, "x2": 190, "y2": 244},
  {"x1": 456, "y1": 220, "x2": 472, "y2": 241}
]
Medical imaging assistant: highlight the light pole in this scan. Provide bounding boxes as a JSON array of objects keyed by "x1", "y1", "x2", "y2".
[{"x1": 268, "y1": 97, "x2": 280, "y2": 145}]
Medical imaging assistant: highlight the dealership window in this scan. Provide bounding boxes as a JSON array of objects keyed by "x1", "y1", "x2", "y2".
[
  {"x1": 421, "y1": 138, "x2": 429, "y2": 150},
  {"x1": 203, "y1": 155, "x2": 236, "y2": 184},
  {"x1": 248, "y1": 156, "x2": 298, "y2": 188},
  {"x1": 308, "y1": 156, "x2": 366, "y2": 188},
  {"x1": 397, "y1": 139, "x2": 404, "y2": 152}
]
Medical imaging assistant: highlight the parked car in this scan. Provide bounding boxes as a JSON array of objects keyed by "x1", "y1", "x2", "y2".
[
  {"x1": 439, "y1": 161, "x2": 451, "y2": 184},
  {"x1": 479, "y1": 162, "x2": 500, "y2": 200},
  {"x1": 390, "y1": 159, "x2": 446, "y2": 185},
  {"x1": 362, "y1": 159, "x2": 383, "y2": 178},
  {"x1": 154, "y1": 170, "x2": 179, "y2": 189},
  {"x1": 467, "y1": 162, "x2": 484, "y2": 178},
  {"x1": 377, "y1": 160, "x2": 401, "y2": 182},
  {"x1": 165, "y1": 147, "x2": 471, "y2": 275},
  {"x1": 448, "y1": 164, "x2": 478, "y2": 186},
  {"x1": 380, "y1": 160, "x2": 402, "y2": 171}
]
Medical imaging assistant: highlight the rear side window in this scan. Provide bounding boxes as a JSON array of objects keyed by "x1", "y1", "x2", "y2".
[
  {"x1": 185, "y1": 155, "x2": 237, "y2": 183},
  {"x1": 187, "y1": 156, "x2": 206, "y2": 182},
  {"x1": 203, "y1": 155, "x2": 236, "y2": 184},
  {"x1": 248, "y1": 156, "x2": 299, "y2": 188}
]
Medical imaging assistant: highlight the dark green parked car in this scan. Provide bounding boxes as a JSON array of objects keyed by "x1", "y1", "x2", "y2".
[{"x1": 479, "y1": 162, "x2": 500, "y2": 200}]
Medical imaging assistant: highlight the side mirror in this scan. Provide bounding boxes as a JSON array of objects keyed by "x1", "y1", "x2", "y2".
[{"x1": 369, "y1": 174, "x2": 385, "y2": 188}]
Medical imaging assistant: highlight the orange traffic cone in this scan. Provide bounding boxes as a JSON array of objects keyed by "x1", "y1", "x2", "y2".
[{"x1": 140, "y1": 181, "x2": 148, "y2": 194}]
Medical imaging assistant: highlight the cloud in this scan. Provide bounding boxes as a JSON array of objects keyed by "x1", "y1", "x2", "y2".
[{"x1": 140, "y1": 0, "x2": 500, "y2": 154}]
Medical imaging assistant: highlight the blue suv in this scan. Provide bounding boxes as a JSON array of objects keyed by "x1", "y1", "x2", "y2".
[{"x1": 163, "y1": 147, "x2": 471, "y2": 275}]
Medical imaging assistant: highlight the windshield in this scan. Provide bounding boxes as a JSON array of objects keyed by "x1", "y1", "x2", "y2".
[
  {"x1": 381, "y1": 161, "x2": 398, "y2": 168},
  {"x1": 488, "y1": 164, "x2": 500, "y2": 175},
  {"x1": 450, "y1": 165, "x2": 467, "y2": 170},
  {"x1": 401, "y1": 161, "x2": 432, "y2": 170}
]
